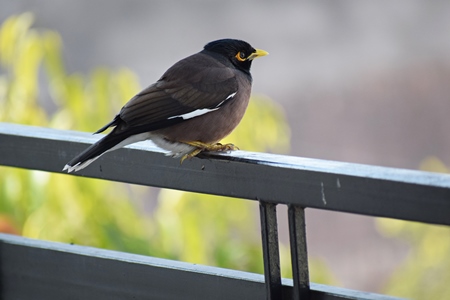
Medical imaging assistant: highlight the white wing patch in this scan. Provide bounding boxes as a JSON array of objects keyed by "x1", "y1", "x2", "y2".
[
  {"x1": 173, "y1": 108, "x2": 219, "y2": 120},
  {"x1": 169, "y1": 91, "x2": 237, "y2": 121},
  {"x1": 225, "y1": 91, "x2": 237, "y2": 100}
]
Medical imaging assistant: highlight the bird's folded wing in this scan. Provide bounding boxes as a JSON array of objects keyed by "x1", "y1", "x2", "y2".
[{"x1": 119, "y1": 65, "x2": 238, "y2": 128}]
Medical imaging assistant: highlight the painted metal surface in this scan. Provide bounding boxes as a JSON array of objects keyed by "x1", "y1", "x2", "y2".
[
  {"x1": 288, "y1": 205, "x2": 310, "y2": 300},
  {"x1": 1, "y1": 123, "x2": 444, "y2": 299},
  {"x1": 0, "y1": 234, "x2": 405, "y2": 300},
  {"x1": 260, "y1": 202, "x2": 282, "y2": 300},
  {"x1": 1, "y1": 123, "x2": 449, "y2": 225}
]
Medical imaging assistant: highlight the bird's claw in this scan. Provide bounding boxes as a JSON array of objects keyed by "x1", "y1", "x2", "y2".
[{"x1": 179, "y1": 141, "x2": 239, "y2": 164}]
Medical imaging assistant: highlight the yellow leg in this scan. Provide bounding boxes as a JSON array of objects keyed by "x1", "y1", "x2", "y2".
[
  {"x1": 180, "y1": 148, "x2": 203, "y2": 164},
  {"x1": 180, "y1": 141, "x2": 239, "y2": 163}
]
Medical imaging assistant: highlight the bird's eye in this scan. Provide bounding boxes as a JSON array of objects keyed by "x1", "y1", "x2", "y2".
[{"x1": 235, "y1": 51, "x2": 246, "y2": 62}]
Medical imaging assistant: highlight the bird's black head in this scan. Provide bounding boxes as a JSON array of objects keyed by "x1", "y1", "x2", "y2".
[{"x1": 202, "y1": 39, "x2": 268, "y2": 74}]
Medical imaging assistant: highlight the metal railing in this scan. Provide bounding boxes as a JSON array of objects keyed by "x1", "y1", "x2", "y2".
[{"x1": 1, "y1": 122, "x2": 449, "y2": 300}]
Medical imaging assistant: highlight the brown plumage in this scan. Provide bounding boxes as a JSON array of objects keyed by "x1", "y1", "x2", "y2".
[{"x1": 63, "y1": 39, "x2": 268, "y2": 173}]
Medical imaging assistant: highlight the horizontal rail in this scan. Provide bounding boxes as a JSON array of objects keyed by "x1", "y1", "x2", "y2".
[
  {"x1": 1, "y1": 122, "x2": 449, "y2": 225},
  {"x1": 0, "y1": 233, "x2": 402, "y2": 300}
]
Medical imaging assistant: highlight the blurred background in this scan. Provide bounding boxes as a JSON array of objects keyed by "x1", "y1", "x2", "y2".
[{"x1": 1, "y1": 1, "x2": 450, "y2": 299}]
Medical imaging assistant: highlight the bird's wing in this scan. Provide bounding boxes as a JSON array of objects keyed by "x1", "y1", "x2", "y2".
[{"x1": 118, "y1": 54, "x2": 239, "y2": 128}]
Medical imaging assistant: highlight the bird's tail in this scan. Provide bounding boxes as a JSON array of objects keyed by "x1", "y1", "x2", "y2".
[
  {"x1": 63, "y1": 132, "x2": 128, "y2": 173},
  {"x1": 63, "y1": 116, "x2": 181, "y2": 173}
]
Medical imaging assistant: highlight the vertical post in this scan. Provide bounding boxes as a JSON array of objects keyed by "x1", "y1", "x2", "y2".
[
  {"x1": 288, "y1": 205, "x2": 310, "y2": 300},
  {"x1": 259, "y1": 201, "x2": 282, "y2": 300}
]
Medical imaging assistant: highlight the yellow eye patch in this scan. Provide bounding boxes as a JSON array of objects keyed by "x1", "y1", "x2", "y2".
[{"x1": 235, "y1": 51, "x2": 246, "y2": 62}]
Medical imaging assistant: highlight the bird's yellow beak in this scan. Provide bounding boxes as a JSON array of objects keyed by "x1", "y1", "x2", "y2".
[{"x1": 248, "y1": 49, "x2": 269, "y2": 60}]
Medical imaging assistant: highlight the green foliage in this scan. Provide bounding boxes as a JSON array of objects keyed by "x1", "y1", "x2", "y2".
[
  {"x1": 377, "y1": 156, "x2": 450, "y2": 299},
  {"x1": 0, "y1": 13, "x2": 150, "y2": 255},
  {"x1": 0, "y1": 12, "x2": 332, "y2": 284}
]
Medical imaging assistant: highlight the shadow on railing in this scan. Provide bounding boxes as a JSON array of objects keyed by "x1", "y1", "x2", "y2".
[{"x1": 2, "y1": 122, "x2": 449, "y2": 300}]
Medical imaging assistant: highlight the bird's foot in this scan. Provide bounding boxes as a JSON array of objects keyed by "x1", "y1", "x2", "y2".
[
  {"x1": 180, "y1": 141, "x2": 239, "y2": 164},
  {"x1": 186, "y1": 141, "x2": 239, "y2": 152}
]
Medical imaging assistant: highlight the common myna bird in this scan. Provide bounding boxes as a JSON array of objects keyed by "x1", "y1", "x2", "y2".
[{"x1": 63, "y1": 39, "x2": 268, "y2": 173}]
